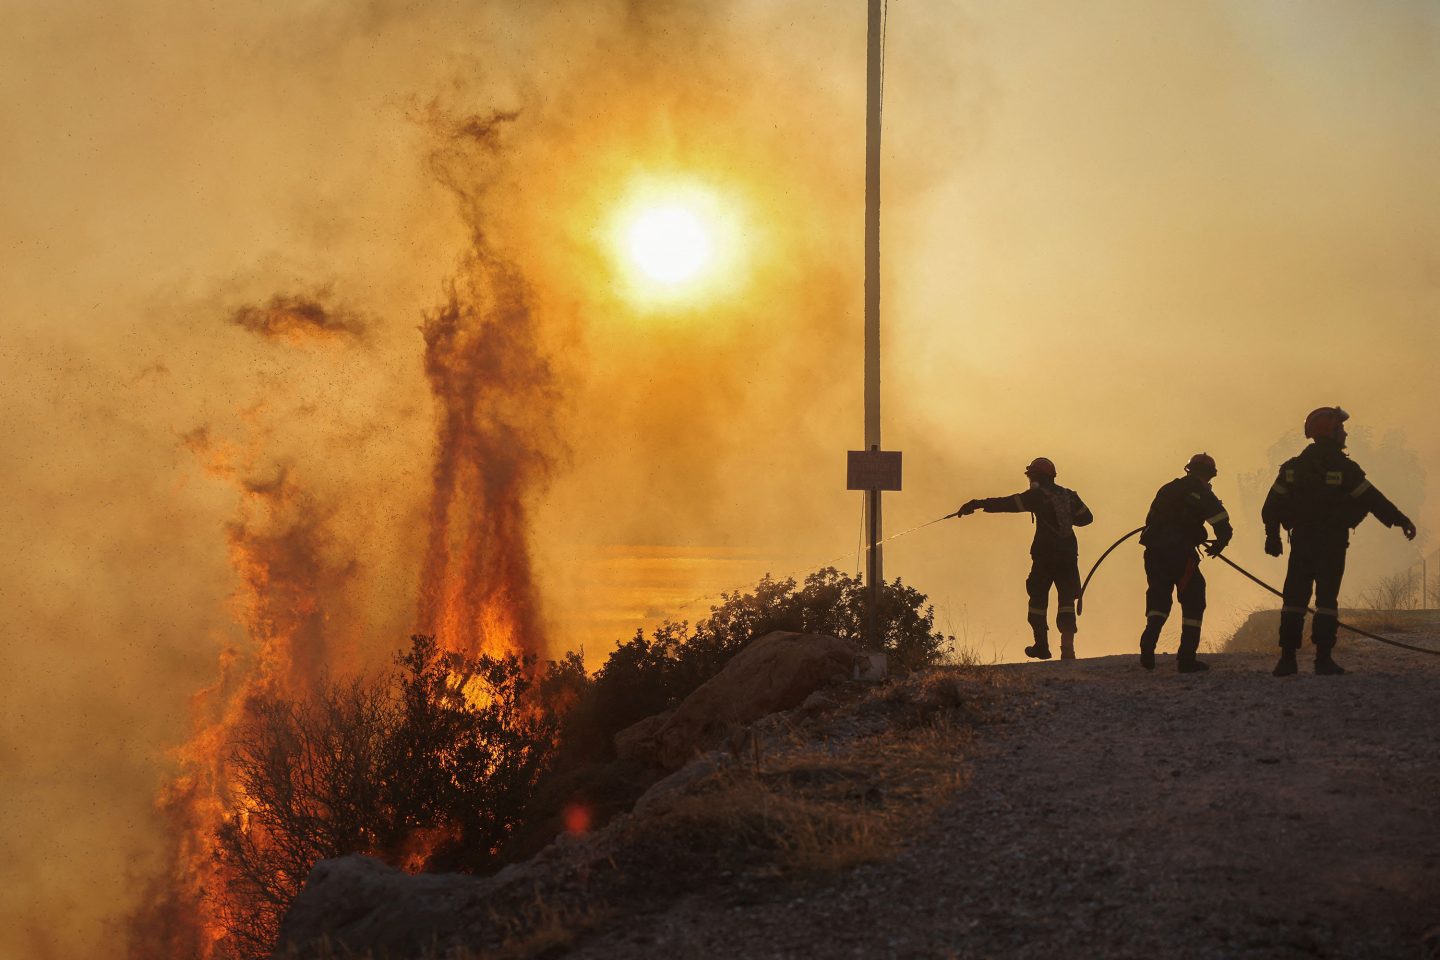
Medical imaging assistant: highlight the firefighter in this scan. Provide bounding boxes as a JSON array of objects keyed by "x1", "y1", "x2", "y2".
[
  {"x1": 1262, "y1": 407, "x2": 1417, "y2": 676},
  {"x1": 1137, "y1": 453, "x2": 1233, "y2": 673},
  {"x1": 959, "y1": 457, "x2": 1094, "y2": 660}
]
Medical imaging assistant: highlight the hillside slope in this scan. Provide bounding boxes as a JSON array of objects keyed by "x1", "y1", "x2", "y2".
[
  {"x1": 279, "y1": 637, "x2": 1440, "y2": 959},
  {"x1": 571, "y1": 642, "x2": 1440, "y2": 959}
]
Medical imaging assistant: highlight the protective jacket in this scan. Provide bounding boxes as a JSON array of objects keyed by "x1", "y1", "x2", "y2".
[
  {"x1": 1141, "y1": 475, "x2": 1233, "y2": 552},
  {"x1": 972, "y1": 483, "x2": 1094, "y2": 558},
  {"x1": 1261, "y1": 438, "x2": 1409, "y2": 537},
  {"x1": 1261, "y1": 437, "x2": 1412, "y2": 652}
]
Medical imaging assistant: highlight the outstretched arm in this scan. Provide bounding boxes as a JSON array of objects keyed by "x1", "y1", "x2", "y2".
[
  {"x1": 1352, "y1": 474, "x2": 1416, "y2": 540},
  {"x1": 959, "y1": 492, "x2": 1031, "y2": 516}
]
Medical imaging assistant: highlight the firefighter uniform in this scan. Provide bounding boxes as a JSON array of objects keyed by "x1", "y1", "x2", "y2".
[
  {"x1": 962, "y1": 470, "x2": 1094, "y2": 660},
  {"x1": 1262, "y1": 434, "x2": 1412, "y2": 675},
  {"x1": 1138, "y1": 462, "x2": 1233, "y2": 672}
]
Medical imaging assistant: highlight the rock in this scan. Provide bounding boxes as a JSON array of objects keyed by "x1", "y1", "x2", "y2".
[
  {"x1": 632, "y1": 752, "x2": 723, "y2": 815},
  {"x1": 646, "y1": 631, "x2": 858, "y2": 770},
  {"x1": 274, "y1": 854, "x2": 490, "y2": 958},
  {"x1": 613, "y1": 709, "x2": 674, "y2": 764},
  {"x1": 1423, "y1": 924, "x2": 1440, "y2": 960}
]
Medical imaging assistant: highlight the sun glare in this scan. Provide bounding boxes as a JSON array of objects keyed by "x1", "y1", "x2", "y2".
[
  {"x1": 626, "y1": 205, "x2": 713, "y2": 284},
  {"x1": 608, "y1": 179, "x2": 743, "y2": 308}
]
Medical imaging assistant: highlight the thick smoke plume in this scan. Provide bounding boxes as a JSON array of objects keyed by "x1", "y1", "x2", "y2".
[{"x1": 417, "y1": 112, "x2": 559, "y2": 658}]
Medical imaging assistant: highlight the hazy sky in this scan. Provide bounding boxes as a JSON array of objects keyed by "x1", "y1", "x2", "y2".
[{"x1": 2, "y1": 1, "x2": 1437, "y2": 955}]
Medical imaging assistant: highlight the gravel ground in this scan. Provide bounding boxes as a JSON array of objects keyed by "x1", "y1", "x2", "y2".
[{"x1": 569, "y1": 640, "x2": 1440, "y2": 959}]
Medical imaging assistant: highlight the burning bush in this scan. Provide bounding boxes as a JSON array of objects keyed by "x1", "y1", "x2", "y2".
[
  {"x1": 210, "y1": 635, "x2": 580, "y2": 960},
  {"x1": 169, "y1": 572, "x2": 946, "y2": 959}
]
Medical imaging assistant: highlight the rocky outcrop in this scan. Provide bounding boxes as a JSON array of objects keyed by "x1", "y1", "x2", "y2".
[
  {"x1": 614, "y1": 630, "x2": 859, "y2": 770},
  {"x1": 274, "y1": 854, "x2": 492, "y2": 957},
  {"x1": 277, "y1": 631, "x2": 862, "y2": 958}
]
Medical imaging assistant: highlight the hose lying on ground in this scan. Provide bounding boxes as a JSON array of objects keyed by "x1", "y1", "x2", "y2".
[{"x1": 1209, "y1": 551, "x2": 1440, "y2": 656}]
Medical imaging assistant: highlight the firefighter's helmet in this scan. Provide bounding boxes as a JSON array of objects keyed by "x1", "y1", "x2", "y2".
[
  {"x1": 1303, "y1": 406, "x2": 1349, "y2": 440},
  {"x1": 1185, "y1": 452, "x2": 1218, "y2": 478},
  {"x1": 1024, "y1": 457, "x2": 1057, "y2": 481}
]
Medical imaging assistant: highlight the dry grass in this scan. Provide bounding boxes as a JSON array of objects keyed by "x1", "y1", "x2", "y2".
[
  {"x1": 611, "y1": 667, "x2": 1010, "y2": 886},
  {"x1": 478, "y1": 898, "x2": 606, "y2": 960}
]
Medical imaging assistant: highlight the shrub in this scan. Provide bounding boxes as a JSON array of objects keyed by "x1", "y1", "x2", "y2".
[
  {"x1": 213, "y1": 636, "x2": 569, "y2": 959},
  {"x1": 563, "y1": 567, "x2": 953, "y2": 761}
]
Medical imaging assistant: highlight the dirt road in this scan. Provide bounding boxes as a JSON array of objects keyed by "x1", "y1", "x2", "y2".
[{"x1": 573, "y1": 642, "x2": 1440, "y2": 959}]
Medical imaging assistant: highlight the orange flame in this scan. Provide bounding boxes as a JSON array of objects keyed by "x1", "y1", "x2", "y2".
[
  {"x1": 416, "y1": 256, "x2": 555, "y2": 659},
  {"x1": 131, "y1": 112, "x2": 558, "y2": 959}
]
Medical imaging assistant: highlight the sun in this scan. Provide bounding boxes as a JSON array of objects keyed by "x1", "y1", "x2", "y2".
[
  {"x1": 607, "y1": 178, "x2": 743, "y2": 308},
  {"x1": 625, "y1": 204, "x2": 714, "y2": 285}
]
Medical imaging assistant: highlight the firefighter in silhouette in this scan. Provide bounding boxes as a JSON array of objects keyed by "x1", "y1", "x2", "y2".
[
  {"x1": 1137, "y1": 453, "x2": 1233, "y2": 673},
  {"x1": 1262, "y1": 407, "x2": 1416, "y2": 676},
  {"x1": 959, "y1": 457, "x2": 1094, "y2": 660}
]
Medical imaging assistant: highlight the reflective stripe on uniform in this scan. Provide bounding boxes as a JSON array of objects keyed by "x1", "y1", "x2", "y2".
[
  {"x1": 1146, "y1": 610, "x2": 1168, "y2": 620},
  {"x1": 1013, "y1": 495, "x2": 1025, "y2": 510},
  {"x1": 1350, "y1": 479, "x2": 1372, "y2": 498},
  {"x1": 1181, "y1": 618, "x2": 1203, "y2": 628},
  {"x1": 1057, "y1": 604, "x2": 1076, "y2": 613},
  {"x1": 1027, "y1": 606, "x2": 1047, "y2": 616},
  {"x1": 1206, "y1": 510, "x2": 1229, "y2": 524},
  {"x1": 1271, "y1": 481, "x2": 1288, "y2": 495},
  {"x1": 1281, "y1": 605, "x2": 1306, "y2": 614},
  {"x1": 1315, "y1": 607, "x2": 1339, "y2": 618}
]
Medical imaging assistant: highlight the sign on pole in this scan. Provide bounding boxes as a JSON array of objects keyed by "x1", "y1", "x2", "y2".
[{"x1": 847, "y1": 449, "x2": 902, "y2": 491}]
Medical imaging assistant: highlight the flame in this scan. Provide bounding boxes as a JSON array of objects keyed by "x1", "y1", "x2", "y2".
[
  {"x1": 127, "y1": 455, "x2": 363, "y2": 959},
  {"x1": 129, "y1": 109, "x2": 560, "y2": 960},
  {"x1": 415, "y1": 257, "x2": 555, "y2": 659}
]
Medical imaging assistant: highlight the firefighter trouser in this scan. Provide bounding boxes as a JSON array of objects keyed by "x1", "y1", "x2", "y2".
[
  {"x1": 1026, "y1": 553, "x2": 1081, "y2": 643},
  {"x1": 1140, "y1": 545, "x2": 1205, "y2": 653},
  {"x1": 1279, "y1": 526, "x2": 1349, "y2": 651}
]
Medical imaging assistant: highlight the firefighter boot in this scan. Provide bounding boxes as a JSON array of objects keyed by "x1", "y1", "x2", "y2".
[
  {"x1": 1139, "y1": 620, "x2": 1162, "y2": 671},
  {"x1": 1314, "y1": 644, "x2": 1347, "y2": 676},
  {"x1": 1023, "y1": 629, "x2": 1052, "y2": 660},
  {"x1": 1060, "y1": 631, "x2": 1076, "y2": 660},
  {"x1": 1272, "y1": 648, "x2": 1298, "y2": 677},
  {"x1": 1176, "y1": 625, "x2": 1208, "y2": 673}
]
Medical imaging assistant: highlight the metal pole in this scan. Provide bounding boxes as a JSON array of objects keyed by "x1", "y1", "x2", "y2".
[{"x1": 864, "y1": 0, "x2": 883, "y2": 648}]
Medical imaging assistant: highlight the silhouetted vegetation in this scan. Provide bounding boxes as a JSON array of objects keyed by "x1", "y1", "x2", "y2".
[
  {"x1": 213, "y1": 570, "x2": 950, "y2": 957},
  {"x1": 560, "y1": 567, "x2": 953, "y2": 761},
  {"x1": 214, "y1": 636, "x2": 577, "y2": 959}
]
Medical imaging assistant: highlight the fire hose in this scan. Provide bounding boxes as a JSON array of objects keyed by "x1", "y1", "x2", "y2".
[{"x1": 1074, "y1": 526, "x2": 1440, "y2": 656}]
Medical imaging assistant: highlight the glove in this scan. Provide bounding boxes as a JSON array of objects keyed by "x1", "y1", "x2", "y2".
[
  {"x1": 958, "y1": 499, "x2": 981, "y2": 517},
  {"x1": 1264, "y1": 530, "x2": 1283, "y2": 557},
  {"x1": 1205, "y1": 539, "x2": 1228, "y2": 558},
  {"x1": 1399, "y1": 516, "x2": 1417, "y2": 541}
]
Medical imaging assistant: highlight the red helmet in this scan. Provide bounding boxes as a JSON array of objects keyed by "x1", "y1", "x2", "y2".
[
  {"x1": 1024, "y1": 457, "x2": 1057, "y2": 481},
  {"x1": 1185, "y1": 452, "x2": 1217, "y2": 478},
  {"x1": 1303, "y1": 406, "x2": 1349, "y2": 440}
]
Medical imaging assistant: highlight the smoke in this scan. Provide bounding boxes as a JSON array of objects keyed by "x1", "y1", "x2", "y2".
[
  {"x1": 415, "y1": 111, "x2": 559, "y2": 658},
  {"x1": 2, "y1": 1, "x2": 1438, "y2": 957},
  {"x1": 228, "y1": 291, "x2": 366, "y2": 345}
]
